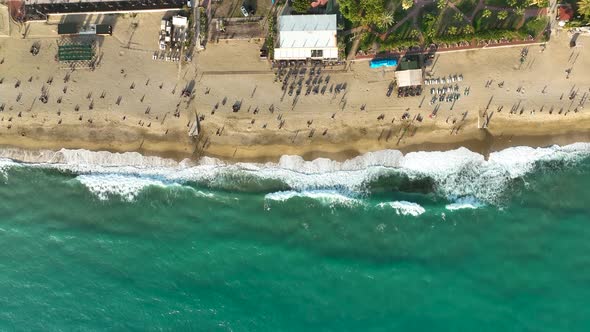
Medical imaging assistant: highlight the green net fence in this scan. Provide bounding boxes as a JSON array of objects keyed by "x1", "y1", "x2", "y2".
[{"x1": 58, "y1": 44, "x2": 94, "y2": 61}]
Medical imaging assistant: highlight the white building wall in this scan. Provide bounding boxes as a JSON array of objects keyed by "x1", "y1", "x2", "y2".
[{"x1": 274, "y1": 47, "x2": 338, "y2": 60}]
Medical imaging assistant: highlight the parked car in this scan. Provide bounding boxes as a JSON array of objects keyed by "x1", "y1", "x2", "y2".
[{"x1": 241, "y1": 5, "x2": 249, "y2": 17}]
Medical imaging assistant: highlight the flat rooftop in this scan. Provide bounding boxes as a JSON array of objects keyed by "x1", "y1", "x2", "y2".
[
  {"x1": 278, "y1": 14, "x2": 337, "y2": 49},
  {"x1": 395, "y1": 69, "x2": 422, "y2": 87},
  {"x1": 23, "y1": 0, "x2": 185, "y2": 20},
  {"x1": 24, "y1": 0, "x2": 148, "y2": 3},
  {"x1": 278, "y1": 14, "x2": 337, "y2": 32}
]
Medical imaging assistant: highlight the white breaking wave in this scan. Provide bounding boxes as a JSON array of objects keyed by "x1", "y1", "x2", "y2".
[
  {"x1": 0, "y1": 143, "x2": 588, "y2": 203},
  {"x1": 0, "y1": 158, "x2": 20, "y2": 178},
  {"x1": 75, "y1": 174, "x2": 172, "y2": 201},
  {"x1": 377, "y1": 201, "x2": 426, "y2": 216},
  {"x1": 445, "y1": 197, "x2": 484, "y2": 211},
  {"x1": 273, "y1": 150, "x2": 404, "y2": 172},
  {"x1": 265, "y1": 190, "x2": 361, "y2": 207},
  {"x1": 0, "y1": 148, "x2": 181, "y2": 167},
  {"x1": 398, "y1": 144, "x2": 590, "y2": 203}
]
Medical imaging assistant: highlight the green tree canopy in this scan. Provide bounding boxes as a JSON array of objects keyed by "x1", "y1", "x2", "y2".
[
  {"x1": 378, "y1": 12, "x2": 395, "y2": 29},
  {"x1": 579, "y1": 0, "x2": 590, "y2": 17},
  {"x1": 482, "y1": 9, "x2": 492, "y2": 18},
  {"x1": 462, "y1": 25, "x2": 474, "y2": 34},
  {"x1": 402, "y1": 0, "x2": 414, "y2": 10},
  {"x1": 338, "y1": 0, "x2": 394, "y2": 29},
  {"x1": 291, "y1": 0, "x2": 310, "y2": 13},
  {"x1": 497, "y1": 10, "x2": 509, "y2": 20}
]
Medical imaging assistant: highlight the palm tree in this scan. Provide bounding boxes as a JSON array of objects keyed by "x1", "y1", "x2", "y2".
[
  {"x1": 453, "y1": 12, "x2": 464, "y2": 22},
  {"x1": 377, "y1": 12, "x2": 394, "y2": 29},
  {"x1": 482, "y1": 9, "x2": 492, "y2": 19},
  {"x1": 497, "y1": 10, "x2": 509, "y2": 20},
  {"x1": 402, "y1": 0, "x2": 414, "y2": 10},
  {"x1": 579, "y1": 0, "x2": 590, "y2": 17},
  {"x1": 462, "y1": 25, "x2": 475, "y2": 34}
]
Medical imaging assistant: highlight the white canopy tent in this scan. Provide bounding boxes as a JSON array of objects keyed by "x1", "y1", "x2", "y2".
[
  {"x1": 395, "y1": 69, "x2": 422, "y2": 87},
  {"x1": 274, "y1": 14, "x2": 338, "y2": 61}
]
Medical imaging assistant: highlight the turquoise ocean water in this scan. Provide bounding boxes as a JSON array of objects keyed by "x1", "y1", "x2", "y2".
[{"x1": 0, "y1": 145, "x2": 589, "y2": 331}]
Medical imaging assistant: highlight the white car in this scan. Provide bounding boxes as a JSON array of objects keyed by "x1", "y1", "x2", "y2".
[{"x1": 241, "y1": 6, "x2": 249, "y2": 17}]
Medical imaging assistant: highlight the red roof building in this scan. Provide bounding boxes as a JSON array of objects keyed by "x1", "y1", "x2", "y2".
[
  {"x1": 311, "y1": 0, "x2": 329, "y2": 8},
  {"x1": 557, "y1": 4, "x2": 574, "y2": 23}
]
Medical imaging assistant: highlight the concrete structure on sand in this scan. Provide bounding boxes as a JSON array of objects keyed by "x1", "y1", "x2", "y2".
[
  {"x1": 57, "y1": 23, "x2": 112, "y2": 35},
  {"x1": 22, "y1": 0, "x2": 187, "y2": 21}
]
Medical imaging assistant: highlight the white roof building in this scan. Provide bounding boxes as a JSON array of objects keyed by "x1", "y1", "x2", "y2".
[
  {"x1": 274, "y1": 14, "x2": 338, "y2": 61},
  {"x1": 395, "y1": 69, "x2": 422, "y2": 87},
  {"x1": 172, "y1": 15, "x2": 188, "y2": 27}
]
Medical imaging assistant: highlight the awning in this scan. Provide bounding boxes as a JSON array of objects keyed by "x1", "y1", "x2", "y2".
[{"x1": 395, "y1": 69, "x2": 422, "y2": 87}]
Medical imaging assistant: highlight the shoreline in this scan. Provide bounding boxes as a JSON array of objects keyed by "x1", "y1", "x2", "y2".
[
  {"x1": 180, "y1": 115, "x2": 590, "y2": 163},
  {"x1": 0, "y1": 116, "x2": 589, "y2": 165}
]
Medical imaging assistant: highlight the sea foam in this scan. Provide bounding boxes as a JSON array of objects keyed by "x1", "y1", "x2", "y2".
[
  {"x1": 0, "y1": 143, "x2": 588, "y2": 203},
  {"x1": 445, "y1": 197, "x2": 484, "y2": 211},
  {"x1": 76, "y1": 174, "x2": 171, "y2": 201},
  {"x1": 377, "y1": 201, "x2": 426, "y2": 216},
  {"x1": 265, "y1": 190, "x2": 361, "y2": 207},
  {"x1": 0, "y1": 158, "x2": 20, "y2": 178}
]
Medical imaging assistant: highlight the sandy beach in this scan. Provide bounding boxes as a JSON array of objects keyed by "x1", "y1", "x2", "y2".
[{"x1": 0, "y1": 10, "x2": 589, "y2": 163}]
